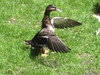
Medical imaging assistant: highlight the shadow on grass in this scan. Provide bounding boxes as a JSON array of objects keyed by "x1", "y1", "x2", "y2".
[
  {"x1": 29, "y1": 48, "x2": 58, "y2": 68},
  {"x1": 30, "y1": 47, "x2": 39, "y2": 58},
  {"x1": 23, "y1": 45, "x2": 58, "y2": 68},
  {"x1": 23, "y1": 46, "x2": 39, "y2": 57}
]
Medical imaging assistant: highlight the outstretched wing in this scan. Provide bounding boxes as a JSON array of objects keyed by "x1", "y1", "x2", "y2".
[
  {"x1": 51, "y1": 17, "x2": 82, "y2": 28},
  {"x1": 47, "y1": 35, "x2": 71, "y2": 53}
]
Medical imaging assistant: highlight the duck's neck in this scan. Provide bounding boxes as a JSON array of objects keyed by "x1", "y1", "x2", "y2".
[{"x1": 42, "y1": 11, "x2": 53, "y2": 28}]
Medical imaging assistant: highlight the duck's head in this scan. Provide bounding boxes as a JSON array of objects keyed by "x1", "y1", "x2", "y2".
[{"x1": 45, "y1": 5, "x2": 62, "y2": 12}]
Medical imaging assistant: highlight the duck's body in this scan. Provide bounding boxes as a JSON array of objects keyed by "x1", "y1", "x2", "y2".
[
  {"x1": 27, "y1": 26, "x2": 70, "y2": 53},
  {"x1": 25, "y1": 5, "x2": 71, "y2": 54}
]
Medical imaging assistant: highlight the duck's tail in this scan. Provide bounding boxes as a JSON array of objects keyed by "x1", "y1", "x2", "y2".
[{"x1": 24, "y1": 40, "x2": 32, "y2": 46}]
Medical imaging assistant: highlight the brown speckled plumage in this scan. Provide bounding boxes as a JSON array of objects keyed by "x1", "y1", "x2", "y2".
[{"x1": 25, "y1": 5, "x2": 71, "y2": 54}]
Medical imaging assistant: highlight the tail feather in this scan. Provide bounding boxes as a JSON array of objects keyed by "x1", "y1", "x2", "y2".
[{"x1": 25, "y1": 40, "x2": 32, "y2": 46}]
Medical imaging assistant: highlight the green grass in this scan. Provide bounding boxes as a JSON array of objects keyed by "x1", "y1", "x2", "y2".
[{"x1": 0, "y1": 0, "x2": 100, "y2": 75}]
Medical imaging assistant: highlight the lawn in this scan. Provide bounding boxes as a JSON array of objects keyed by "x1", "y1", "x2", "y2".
[{"x1": 0, "y1": 0, "x2": 100, "y2": 75}]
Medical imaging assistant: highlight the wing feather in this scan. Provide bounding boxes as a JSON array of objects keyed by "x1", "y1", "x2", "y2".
[
  {"x1": 47, "y1": 35, "x2": 71, "y2": 53},
  {"x1": 51, "y1": 17, "x2": 82, "y2": 28},
  {"x1": 53, "y1": 41, "x2": 61, "y2": 52}
]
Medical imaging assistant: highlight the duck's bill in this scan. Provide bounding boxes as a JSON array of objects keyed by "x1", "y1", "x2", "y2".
[{"x1": 56, "y1": 8, "x2": 62, "y2": 12}]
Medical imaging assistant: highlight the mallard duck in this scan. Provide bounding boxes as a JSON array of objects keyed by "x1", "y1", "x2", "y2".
[{"x1": 25, "y1": 5, "x2": 71, "y2": 55}]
